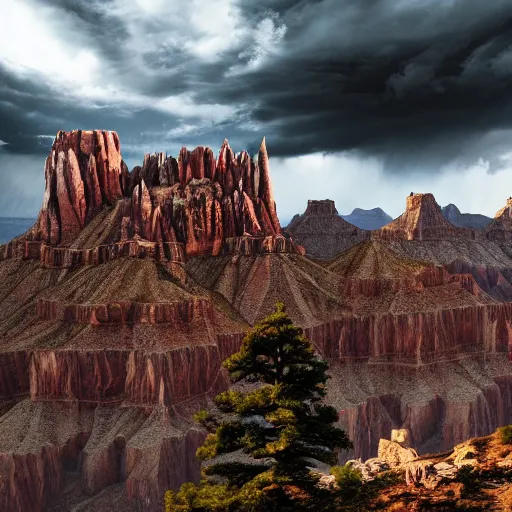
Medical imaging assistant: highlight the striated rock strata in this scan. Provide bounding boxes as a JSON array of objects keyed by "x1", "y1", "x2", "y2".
[
  {"x1": 1, "y1": 134, "x2": 512, "y2": 512},
  {"x1": 485, "y1": 197, "x2": 512, "y2": 243}
]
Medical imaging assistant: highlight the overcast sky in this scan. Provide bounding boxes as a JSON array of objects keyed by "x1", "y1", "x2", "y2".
[{"x1": 1, "y1": 0, "x2": 512, "y2": 222}]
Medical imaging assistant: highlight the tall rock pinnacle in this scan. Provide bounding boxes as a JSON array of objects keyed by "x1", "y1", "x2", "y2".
[{"x1": 257, "y1": 137, "x2": 281, "y2": 234}]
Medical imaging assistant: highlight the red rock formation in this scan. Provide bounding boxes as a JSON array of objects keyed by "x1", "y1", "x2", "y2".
[
  {"x1": 306, "y1": 303, "x2": 512, "y2": 363},
  {"x1": 3, "y1": 132, "x2": 512, "y2": 512},
  {"x1": 0, "y1": 400, "x2": 94, "y2": 512},
  {"x1": 0, "y1": 351, "x2": 30, "y2": 399},
  {"x1": 257, "y1": 137, "x2": 281, "y2": 233},
  {"x1": 485, "y1": 197, "x2": 512, "y2": 242},
  {"x1": 285, "y1": 199, "x2": 369, "y2": 260},
  {"x1": 35, "y1": 130, "x2": 125, "y2": 245},
  {"x1": 30, "y1": 350, "x2": 127, "y2": 401},
  {"x1": 36, "y1": 298, "x2": 212, "y2": 324},
  {"x1": 377, "y1": 193, "x2": 476, "y2": 241},
  {"x1": 24, "y1": 131, "x2": 298, "y2": 261},
  {"x1": 125, "y1": 347, "x2": 228, "y2": 406},
  {"x1": 316, "y1": 241, "x2": 512, "y2": 363},
  {"x1": 329, "y1": 361, "x2": 512, "y2": 462}
]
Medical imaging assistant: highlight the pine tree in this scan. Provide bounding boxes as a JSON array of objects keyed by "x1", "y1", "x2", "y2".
[{"x1": 166, "y1": 302, "x2": 351, "y2": 512}]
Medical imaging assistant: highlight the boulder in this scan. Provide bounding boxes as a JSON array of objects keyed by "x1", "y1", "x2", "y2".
[{"x1": 378, "y1": 439, "x2": 418, "y2": 467}]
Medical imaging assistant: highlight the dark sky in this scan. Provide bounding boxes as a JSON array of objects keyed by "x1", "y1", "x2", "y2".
[{"x1": 2, "y1": 0, "x2": 512, "y2": 220}]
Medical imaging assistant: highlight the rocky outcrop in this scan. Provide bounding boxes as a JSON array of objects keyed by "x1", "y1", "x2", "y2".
[
  {"x1": 35, "y1": 130, "x2": 125, "y2": 245},
  {"x1": 306, "y1": 304, "x2": 512, "y2": 363},
  {"x1": 285, "y1": 199, "x2": 369, "y2": 260},
  {"x1": 29, "y1": 350, "x2": 127, "y2": 402},
  {"x1": 0, "y1": 400, "x2": 94, "y2": 512},
  {"x1": 378, "y1": 438, "x2": 418, "y2": 467},
  {"x1": 0, "y1": 351, "x2": 30, "y2": 399},
  {"x1": 486, "y1": 197, "x2": 512, "y2": 243},
  {"x1": 24, "y1": 132, "x2": 298, "y2": 261},
  {"x1": 4, "y1": 131, "x2": 512, "y2": 512},
  {"x1": 329, "y1": 359, "x2": 512, "y2": 462},
  {"x1": 442, "y1": 203, "x2": 491, "y2": 230},
  {"x1": 341, "y1": 207, "x2": 393, "y2": 230},
  {"x1": 356, "y1": 428, "x2": 512, "y2": 510},
  {"x1": 377, "y1": 193, "x2": 477, "y2": 241}
]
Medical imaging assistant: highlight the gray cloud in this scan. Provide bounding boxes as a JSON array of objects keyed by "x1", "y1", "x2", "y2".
[{"x1": 2, "y1": 0, "x2": 512, "y2": 217}]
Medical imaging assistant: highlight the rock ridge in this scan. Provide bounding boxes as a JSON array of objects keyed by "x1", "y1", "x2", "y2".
[{"x1": 27, "y1": 131, "x2": 297, "y2": 259}]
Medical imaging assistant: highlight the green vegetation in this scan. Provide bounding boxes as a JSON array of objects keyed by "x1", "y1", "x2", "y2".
[
  {"x1": 330, "y1": 464, "x2": 363, "y2": 498},
  {"x1": 165, "y1": 302, "x2": 351, "y2": 512},
  {"x1": 498, "y1": 424, "x2": 512, "y2": 445}
]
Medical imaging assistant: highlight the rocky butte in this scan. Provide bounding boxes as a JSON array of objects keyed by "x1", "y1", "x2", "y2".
[
  {"x1": 376, "y1": 192, "x2": 477, "y2": 241},
  {"x1": 0, "y1": 133, "x2": 511, "y2": 511},
  {"x1": 285, "y1": 199, "x2": 368, "y2": 260}
]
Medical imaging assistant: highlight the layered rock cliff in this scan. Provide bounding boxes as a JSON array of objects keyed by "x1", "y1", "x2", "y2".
[
  {"x1": 485, "y1": 197, "x2": 512, "y2": 243},
  {"x1": 285, "y1": 199, "x2": 369, "y2": 259},
  {"x1": 1, "y1": 133, "x2": 512, "y2": 512}
]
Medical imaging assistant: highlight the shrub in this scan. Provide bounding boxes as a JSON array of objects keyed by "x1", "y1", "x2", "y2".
[
  {"x1": 498, "y1": 425, "x2": 512, "y2": 445},
  {"x1": 330, "y1": 464, "x2": 363, "y2": 498},
  {"x1": 456, "y1": 465, "x2": 480, "y2": 498}
]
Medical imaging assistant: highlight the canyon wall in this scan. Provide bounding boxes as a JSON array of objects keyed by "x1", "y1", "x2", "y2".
[{"x1": 2, "y1": 134, "x2": 512, "y2": 512}]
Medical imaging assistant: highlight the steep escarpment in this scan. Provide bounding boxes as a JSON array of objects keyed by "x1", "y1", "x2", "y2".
[
  {"x1": 35, "y1": 130, "x2": 126, "y2": 245},
  {"x1": 306, "y1": 240, "x2": 512, "y2": 461},
  {"x1": 0, "y1": 257, "x2": 243, "y2": 512},
  {"x1": 317, "y1": 241, "x2": 512, "y2": 363},
  {"x1": 328, "y1": 357, "x2": 512, "y2": 462},
  {"x1": 285, "y1": 199, "x2": 369, "y2": 259}
]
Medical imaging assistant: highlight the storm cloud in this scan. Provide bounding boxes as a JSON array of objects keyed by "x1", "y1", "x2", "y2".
[{"x1": 2, "y1": 0, "x2": 512, "y2": 218}]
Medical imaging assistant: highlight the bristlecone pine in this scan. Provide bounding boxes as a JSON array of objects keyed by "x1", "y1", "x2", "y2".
[{"x1": 165, "y1": 302, "x2": 351, "y2": 512}]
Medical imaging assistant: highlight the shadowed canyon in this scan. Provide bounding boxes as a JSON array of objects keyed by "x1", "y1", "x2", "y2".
[{"x1": 0, "y1": 130, "x2": 510, "y2": 511}]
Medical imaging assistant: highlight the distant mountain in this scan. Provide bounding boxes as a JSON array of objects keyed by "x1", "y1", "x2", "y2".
[
  {"x1": 341, "y1": 207, "x2": 393, "y2": 230},
  {"x1": 441, "y1": 204, "x2": 491, "y2": 230},
  {"x1": 0, "y1": 217, "x2": 35, "y2": 244}
]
